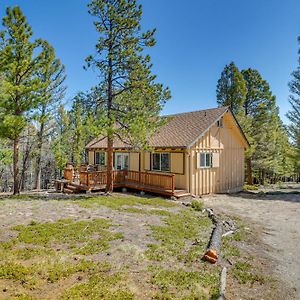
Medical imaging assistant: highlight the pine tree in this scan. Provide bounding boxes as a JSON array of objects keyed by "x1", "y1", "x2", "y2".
[
  {"x1": 51, "y1": 106, "x2": 71, "y2": 176},
  {"x1": 86, "y1": 0, "x2": 170, "y2": 192},
  {"x1": 216, "y1": 62, "x2": 247, "y2": 114},
  {"x1": 0, "y1": 7, "x2": 50, "y2": 194},
  {"x1": 287, "y1": 37, "x2": 300, "y2": 179},
  {"x1": 34, "y1": 43, "x2": 66, "y2": 190},
  {"x1": 241, "y1": 68, "x2": 277, "y2": 184},
  {"x1": 69, "y1": 99, "x2": 86, "y2": 167}
]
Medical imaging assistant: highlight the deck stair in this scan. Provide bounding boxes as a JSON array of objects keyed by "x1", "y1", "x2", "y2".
[
  {"x1": 63, "y1": 182, "x2": 86, "y2": 194},
  {"x1": 173, "y1": 190, "x2": 191, "y2": 198}
]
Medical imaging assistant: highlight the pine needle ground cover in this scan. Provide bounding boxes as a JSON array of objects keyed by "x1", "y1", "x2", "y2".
[{"x1": 0, "y1": 193, "x2": 275, "y2": 299}]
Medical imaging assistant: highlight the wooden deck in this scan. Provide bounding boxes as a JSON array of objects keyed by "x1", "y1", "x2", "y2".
[{"x1": 61, "y1": 169, "x2": 190, "y2": 198}]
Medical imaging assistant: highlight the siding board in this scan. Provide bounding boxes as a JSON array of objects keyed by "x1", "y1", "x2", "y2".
[{"x1": 190, "y1": 112, "x2": 245, "y2": 195}]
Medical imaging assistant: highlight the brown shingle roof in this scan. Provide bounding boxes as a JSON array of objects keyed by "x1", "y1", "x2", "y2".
[{"x1": 86, "y1": 106, "x2": 229, "y2": 149}]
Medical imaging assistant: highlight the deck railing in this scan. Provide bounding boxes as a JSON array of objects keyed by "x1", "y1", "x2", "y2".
[
  {"x1": 78, "y1": 169, "x2": 175, "y2": 194},
  {"x1": 80, "y1": 170, "x2": 124, "y2": 189},
  {"x1": 125, "y1": 170, "x2": 175, "y2": 193}
]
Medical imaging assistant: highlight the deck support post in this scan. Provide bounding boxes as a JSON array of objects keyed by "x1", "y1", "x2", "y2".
[
  {"x1": 86, "y1": 173, "x2": 89, "y2": 190},
  {"x1": 171, "y1": 174, "x2": 175, "y2": 195}
]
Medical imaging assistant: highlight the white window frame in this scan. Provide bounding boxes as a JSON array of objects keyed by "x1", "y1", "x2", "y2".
[
  {"x1": 152, "y1": 152, "x2": 170, "y2": 172},
  {"x1": 95, "y1": 151, "x2": 106, "y2": 166},
  {"x1": 198, "y1": 152, "x2": 212, "y2": 168},
  {"x1": 114, "y1": 152, "x2": 130, "y2": 170}
]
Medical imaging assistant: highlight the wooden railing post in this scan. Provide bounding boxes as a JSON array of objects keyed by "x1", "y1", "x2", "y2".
[
  {"x1": 171, "y1": 174, "x2": 175, "y2": 195},
  {"x1": 87, "y1": 172, "x2": 89, "y2": 189}
]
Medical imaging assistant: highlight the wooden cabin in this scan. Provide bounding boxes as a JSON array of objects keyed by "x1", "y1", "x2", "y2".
[{"x1": 81, "y1": 106, "x2": 249, "y2": 197}]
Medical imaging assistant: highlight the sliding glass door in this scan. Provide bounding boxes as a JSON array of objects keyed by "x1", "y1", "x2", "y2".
[{"x1": 114, "y1": 153, "x2": 129, "y2": 170}]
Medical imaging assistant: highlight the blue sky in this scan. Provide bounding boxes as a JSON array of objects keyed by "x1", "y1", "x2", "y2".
[{"x1": 1, "y1": 0, "x2": 300, "y2": 123}]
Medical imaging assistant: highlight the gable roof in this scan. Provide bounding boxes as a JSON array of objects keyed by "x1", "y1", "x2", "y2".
[{"x1": 86, "y1": 106, "x2": 249, "y2": 149}]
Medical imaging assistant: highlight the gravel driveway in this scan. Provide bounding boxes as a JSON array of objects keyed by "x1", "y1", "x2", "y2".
[{"x1": 203, "y1": 187, "x2": 300, "y2": 299}]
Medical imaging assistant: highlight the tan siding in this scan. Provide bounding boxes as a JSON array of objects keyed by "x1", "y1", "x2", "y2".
[
  {"x1": 190, "y1": 112, "x2": 245, "y2": 195},
  {"x1": 144, "y1": 152, "x2": 150, "y2": 170},
  {"x1": 88, "y1": 151, "x2": 94, "y2": 165},
  {"x1": 129, "y1": 153, "x2": 139, "y2": 171},
  {"x1": 170, "y1": 153, "x2": 184, "y2": 174}
]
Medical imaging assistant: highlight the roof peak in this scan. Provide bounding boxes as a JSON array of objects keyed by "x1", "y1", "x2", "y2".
[{"x1": 163, "y1": 106, "x2": 229, "y2": 118}]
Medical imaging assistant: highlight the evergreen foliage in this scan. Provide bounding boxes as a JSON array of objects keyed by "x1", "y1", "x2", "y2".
[
  {"x1": 216, "y1": 62, "x2": 247, "y2": 114},
  {"x1": 85, "y1": 0, "x2": 170, "y2": 192},
  {"x1": 0, "y1": 6, "x2": 62, "y2": 194},
  {"x1": 33, "y1": 42, "x2": 66, "y2": 189},
  {"x1": 287, "y1": 36, "x2": 300, "y2": 178},
  {"x1": 217, "y1": 64, "x2": 294, "y2": 184}
]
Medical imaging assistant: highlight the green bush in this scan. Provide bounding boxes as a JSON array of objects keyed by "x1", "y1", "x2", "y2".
[
  {"x1": 243, "y1": 184, "x2": 259, "y2": 191},
  {"x1": 191, "y1": 199, "x2": 204, "y2": 211}
]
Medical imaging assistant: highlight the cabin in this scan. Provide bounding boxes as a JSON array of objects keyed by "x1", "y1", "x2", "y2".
[{"x1": 64, "y1": 106, "x2": 248, "y2": 197}]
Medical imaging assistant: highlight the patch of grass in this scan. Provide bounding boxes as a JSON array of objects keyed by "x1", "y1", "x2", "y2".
[
  {"x1": 12, "y1": 218, "x2": 122, "y2": 254},
  {"x1": 62, "y1": 271, "x2": 134, "y2": 300},
  {"x1": 44, "y1": 259, "x2": 98, "y2": 283},
  {"x1": 0, "y1": 238, "x2": 17, "y2": 250},
  {"x1": 222, "y1": 239, "x2": 241, "y2": 258},
  {"x1": 232, "y1": 261, "x2": 266, "y2": 285},
  {"x1": 74, "y1": 232, "x2": 123, "y2": 255},
  {"x1": 0, "y1": 258, "x2": 111, "y2": 288},
  {"x1": 74, "y1": 195, "x2": 178, "y2": 210},
  {"x1": 4, "y1": 194, "x2": 37, "y2": 200},
  {"x1": 0, "y1": 262, "x2": 30, "y2": 280},
  {"x1": 191, "y1": 199, "x2": 204, "y2": 211},
  {"x1": 14, "y1": 247, "x2": 56, "y2": 260},
  {"x1": 243, "y1": 184, "x2": 259, "y2": 191},
  {"x1": 149, "y1": 266, "x2": 219, "y2": 299},
  {"x1": 122, "y1": 207, "x2": 172, "y2": 216},
  {"x1": 146, "y1": 209, "x2": 211, "y2": 262},
  {"x1": 12, "y1": 294, "x2": 35, "y2": 300}
]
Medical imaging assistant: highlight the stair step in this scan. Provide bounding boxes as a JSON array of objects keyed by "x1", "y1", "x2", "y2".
[
  {"x1": 63, "y1": 188, "x2": 75, "y2": 194},
  {"x1": 174, "y1": 191, "x2": 191, "y2": 198},
  {"x1": 65, "y1": 185, "x2": 78, "y2": 191},
  {"x1": 68, "y1": 182, "x2": 88, "y2": 191}
]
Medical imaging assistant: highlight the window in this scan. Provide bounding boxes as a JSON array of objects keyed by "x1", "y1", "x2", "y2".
[
  {"x1": 198, "y1": 152, "x2": 212, "y2": 168},
  {"x1": 152, "y1": 153, "x2": 170, "y2": 172},
  {"x1": 217, "y1": 117, "x2": 223, "y2": 128},
  {"x1": 114, "y1": 153, "x2": 129, "y2": 170},
  {"x1": 95, "y1": 152, "x2": 106, "y2": 166}
]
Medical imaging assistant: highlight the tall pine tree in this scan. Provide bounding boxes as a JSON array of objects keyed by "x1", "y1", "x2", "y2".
[
  {"x1": 0, "y1": 7, "x2": 51, "y2": 194},
  {"x1": 86, "y1": 0, "x2": 170, "y2": 192},
  {"x1": 216, "y1": 62, "x2": 247, "y2": 114},
  {"x1": 34, "y1": 42, "x2": 66, "y2": 190},
  {"x1": 217, "y1": 63, "x2": 293, "y2": 184},
  {"x1": 287, "y1": 37, "x2": 300, "y2": 179},
  {"x1": 241, "y1": 68, "x2": 277, "y2": 184}
]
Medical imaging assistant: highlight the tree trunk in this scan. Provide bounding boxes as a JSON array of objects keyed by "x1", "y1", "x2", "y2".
[
  {"x1": 246, "y1": 157, "x2": 253, "y2": 185},
  {"x1": 13, "y1": 137, "x2": 20, "y2": 195},
  {"x1": 106, "y1": 29, "x2": 113, "y2": 194},
  {"x1": 34, "y1": 122, "x2": 45, "y2": 190},
  {"x1": 106, "y1": 136, "x2": 114, "y2": 193},
  {"x1": 261, "y1": 169, "x2": 265, "y2": 185}
]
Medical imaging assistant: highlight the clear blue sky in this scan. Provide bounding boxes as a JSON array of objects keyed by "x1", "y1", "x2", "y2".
[{"x1": 1, "y1": 0, "x2": 300, "y2": 123}]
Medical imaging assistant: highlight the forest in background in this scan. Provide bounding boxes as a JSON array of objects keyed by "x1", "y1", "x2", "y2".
[{"x1": 0, "y1": 1, "x2": 299, "y2": 194}]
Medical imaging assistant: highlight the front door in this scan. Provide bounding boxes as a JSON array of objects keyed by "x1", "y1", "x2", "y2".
[{"x1": 114, "y1": 153, "x2": 129, "y2": 170}]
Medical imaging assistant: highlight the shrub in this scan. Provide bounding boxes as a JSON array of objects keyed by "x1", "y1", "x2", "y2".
[{"x1": 191, "y1": 200, "x2": 204, "y2": 211}]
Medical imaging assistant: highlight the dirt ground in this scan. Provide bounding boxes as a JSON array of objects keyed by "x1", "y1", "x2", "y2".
[
  {"x1": 203, "y1": 184, "x2": 300, "y2": 299},
  {"x1": 0, "y1": 188, "x2": 299, "y2": 299}
]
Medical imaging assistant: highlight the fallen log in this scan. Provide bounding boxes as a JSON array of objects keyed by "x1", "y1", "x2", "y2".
[
  {"x1": 217, "y1": 267, "x2": 227, "y2": 300},
  {"x1": 203, "y1": 208, "x2": 223, "y2": 264}
]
